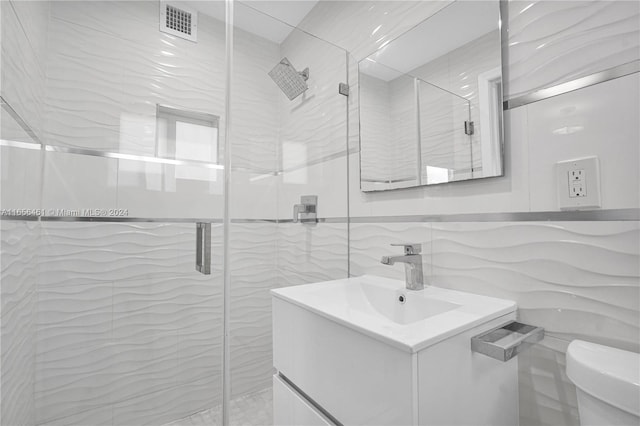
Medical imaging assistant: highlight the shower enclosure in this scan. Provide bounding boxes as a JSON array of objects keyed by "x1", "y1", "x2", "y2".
[{"x1": 0, "y1": 1, "x2": 349, "y2": 425}]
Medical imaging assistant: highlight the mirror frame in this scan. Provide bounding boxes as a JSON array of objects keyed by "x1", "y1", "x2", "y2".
[{"x1": 358, "y1": 0, "x2": 506, "y2": 193}]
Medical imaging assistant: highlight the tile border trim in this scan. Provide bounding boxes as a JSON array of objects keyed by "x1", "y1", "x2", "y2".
[
  {"x1": 504, "y1": 60, "x2": 639, "y2": 109},
  {"x1": 2, "y1": 209, "x2": 637, "y2": 223}
]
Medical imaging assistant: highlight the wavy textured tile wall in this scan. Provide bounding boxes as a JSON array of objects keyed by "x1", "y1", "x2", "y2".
[
  {"x1": 360, "y1": 72, "x2": 417, "y2": 186},
  {"x1": 350, "y1": 220, "x2": 640, "y2": 426},
  {"x1": 359, "y1": 73, "x2": 393, "y2": 182},
  {"x1": 278, "y1": 29, "x2": 348, "y2": 167},
  {"x1": 1, "y1": 1, "x2": 47, "y2": 235},
  {"x1": 35, "y1": 222, "x2": 223, "y2": 426},
  {"x1": 29, "y1": 4, "x2": 351, "y2": 426},
  {"x1": 506, "y1": 0, "x2": 640, "y2": 99},
  {"x1": 350, "y1": 223, "x2": 431, "y2": 280},
  {"x1": 418, "y1": 85, "x2": 471, "y2": 175},
  {"x1": 1, "y1": 5, "x2": 47, "y2": 425},
  {"x1": 231, "y1": 27, "x2": 280, "y2": 172},
  {"x1": 1, "y1": 1, "x2": 48, "y2": 142},
  {"x1": 1, "y1": 221, "x2": 39, "y2": 426},
  {"x1": 389, "y1": 75, "x2": 418, "y2": 182},
  {"x1": 229, "y1": 223, "x2": 278, "y2": 399},
  {"x1": 298, "y1": 1, "x2": 452, "y2": 61},
  {"x1": 42, "y1": 0, "x2": 281, "y2": 171},
  {"x1": 43, "y1": 2, "x2": 228, "y2": 156},
  {"x1": 277, "y1": 223, "x2": 349, "y2": 287},
  {"x1": 430, "y1": 222, "x2": 640, "y2": 351},
  {"x1": 226, "y1": 222, "x2": 349, "y2": 406}
]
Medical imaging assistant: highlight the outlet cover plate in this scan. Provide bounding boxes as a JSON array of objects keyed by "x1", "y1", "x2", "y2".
[{"x1": 556, "y1": 156, "x2": 601, "y2": 210}]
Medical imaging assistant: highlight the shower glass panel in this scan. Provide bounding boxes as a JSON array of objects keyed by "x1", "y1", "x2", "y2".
[
  {"x1": 418, "y1": 80, "x2": 473, "y2": 184},
  {"x1": 227, "y1": 2, "x2": 350, "y2": 424},
  {"x1": 1, "y1": 1, "x2": 226, "y2": 425},
  {"x1": 2, "y1": 1, "x2": 350, "y2": 425}
]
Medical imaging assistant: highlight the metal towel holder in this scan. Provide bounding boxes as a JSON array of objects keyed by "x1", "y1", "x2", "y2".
[{"x1": 471, "y1": 321, "x2": 544, "y2": 362}]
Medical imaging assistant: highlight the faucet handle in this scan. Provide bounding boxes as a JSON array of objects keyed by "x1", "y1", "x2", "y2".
[{"x1": 391, "y1": 243, "x2": 422, "y2": 255}]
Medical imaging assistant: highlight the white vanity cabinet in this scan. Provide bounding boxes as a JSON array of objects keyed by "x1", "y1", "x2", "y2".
[{"x1": 271, "y1": 276, "x2": 520, "y2": 426}]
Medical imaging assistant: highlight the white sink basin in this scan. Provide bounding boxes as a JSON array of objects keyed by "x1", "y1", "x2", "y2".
[
  {"x1": 271, "y1": 274, "x2": 516, "y2": 352},
  {"x1": 357, "y1": 280, "x2": 460, "y2": 324}
]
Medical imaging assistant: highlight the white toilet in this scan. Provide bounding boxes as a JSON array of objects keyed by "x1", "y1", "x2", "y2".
[{"x1": 566, "y1": 340, "x2": 640, "y2": 426}]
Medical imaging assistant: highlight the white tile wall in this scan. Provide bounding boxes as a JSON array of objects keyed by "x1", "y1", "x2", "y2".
[
  {"x1": 1, "y1": 2, "x2": 47, "y2": 425},
  {"x1": 117, "y1": 160, "x2": 225, "y2": 219},
  {"x1": 506, "y1": 0, "x2": 640, "y2": 99},
  {"x1": 35, "y1": 222, "x2": 223, "y2": 425},
  {"x1": 527, "y1": 73, "x2": 640, "y2": 211},
  {"x1": 335, "y1": 2, "x2": 640, "y2": 426},
  {"x1": 343, "y1": 0, "x2": 639, "y2": 217},
  {"x1": 9, "y1": 3, "x2": 350, "y2": 426},
  {"x1": 230, "y1": 26, "x2": 281, "y2": 172},
  {"x1": 4, "y1": 3, "x2": 637, "y2": 426},
  {"x1": 37, "y1": 1, "x2": 289, "y2": 221},
  {"x1": 389, "y1": 75, "x2": 418, "y2": 182},
  {"x1": 349, "y1": 222, "x2": 432, "y2": 280},
  {"x1": 43, "y1": 1, "x2": 227, "y2": 156},
  {"x1": 0, "y1": 1, "x2": 49, "y2": 141},
  {"x1": 278, "y1": 29, "x2": 348, "y2": 168},
  {"x1": 359, "y1": 73, "x2": 393, "y2": 182},
  {"x1": 277, "y1": 154, "x2": 348, "y2": 219},
  {"x1": 0, "y1": 144, "x2": 43, "y2": 211},
  {"x1": 351, "y1": 220, "x2": 640, "y2": 426},
  {"x1": 352, "y1": 71, "x2": 639, "y2": 216},
  {"x1": 1, "y1": 221, "x2": 39, "y2": 426},
  {"x1": 298, "y1": 1, "x2": 452, "y2": 61},
  {"x1": 229, "y1": 223, "x2": 278, "y2": 399},
  {"x1": 230, "y1": 169, "x2": 278, "y2": 220},
  {"x1": 277, "y1": 223, "x2": 349, "y2": 288},
  {"x1": 42, "y1": 151, "x2": 118, "y2": 213},
  {"x1": 349, "y1": 87, "x2": 532, "y2": 217}
]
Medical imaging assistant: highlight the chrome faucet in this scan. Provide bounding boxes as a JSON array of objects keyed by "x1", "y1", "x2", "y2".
[{"x1": 381, "y1": 243, "x2": 425, "y2": 291}]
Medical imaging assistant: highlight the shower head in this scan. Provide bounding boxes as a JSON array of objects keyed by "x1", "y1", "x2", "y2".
[{"x1": 268, "y1": 57, "x2": 309, "y2": 100}]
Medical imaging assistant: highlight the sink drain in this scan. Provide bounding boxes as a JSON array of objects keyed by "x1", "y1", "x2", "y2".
[{"x1": 398, "y1": 294, "x2": 406, "y2": 304}]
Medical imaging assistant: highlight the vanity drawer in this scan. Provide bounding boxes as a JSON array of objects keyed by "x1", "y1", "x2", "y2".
[{"x1": 273, "y1": 374, "x2": 335, "y2": 426}]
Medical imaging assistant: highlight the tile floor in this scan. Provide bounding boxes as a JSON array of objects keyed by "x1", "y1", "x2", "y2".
[{"x1": 164, "y1": 387, "x2": 273, "y2": 426}]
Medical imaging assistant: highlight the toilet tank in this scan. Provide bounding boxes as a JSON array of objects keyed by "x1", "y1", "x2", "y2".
[{"x1": 566, "y1": 340, "x2": 640, "y2": 426}]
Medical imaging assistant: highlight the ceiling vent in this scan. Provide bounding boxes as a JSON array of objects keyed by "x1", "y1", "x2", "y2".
[{"x1": 160, "y1": 1, "x2": 198, "y2": 42}]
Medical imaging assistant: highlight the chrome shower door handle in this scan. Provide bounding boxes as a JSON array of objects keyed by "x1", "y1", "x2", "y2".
[{"x1": 196, "y1": 222, "x2": 211, "y2": 275}]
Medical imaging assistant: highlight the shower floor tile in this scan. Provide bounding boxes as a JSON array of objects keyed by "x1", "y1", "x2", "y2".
[{"x1": 163, "y1": 387, "x2": 273, "y2": 426}]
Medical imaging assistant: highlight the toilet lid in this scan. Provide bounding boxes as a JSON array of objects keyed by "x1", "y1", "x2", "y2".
[{"x1": 566, "y1": 340, "x2": 640, "y2": 417}]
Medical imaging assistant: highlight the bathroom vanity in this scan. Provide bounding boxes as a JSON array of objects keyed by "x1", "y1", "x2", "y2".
[{"x1": 271, "y1": 275, "x2": 520, "y2": 426}]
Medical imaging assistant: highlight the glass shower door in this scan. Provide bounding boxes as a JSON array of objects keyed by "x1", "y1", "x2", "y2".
[
  {"x1": 1, "y1": 1, "x2": 227, "y2": 425},
  {"x1": 226, "y1": 3, "x2": 350, "y2": 425}
]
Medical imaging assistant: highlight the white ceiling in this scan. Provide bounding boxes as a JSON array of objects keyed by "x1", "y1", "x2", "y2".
[
  {"x1": 363, "y1": 1, "x2": 499, "y2": 81},
  {"x1": 179, "y1": 0, "x2": 498, "y2": 80},
  {"x1": 181, "y1": 0, "x2": 318, "y2": 44}
]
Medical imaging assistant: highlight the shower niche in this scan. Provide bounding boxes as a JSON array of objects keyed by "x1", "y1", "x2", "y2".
[{"x1": 358, "y1": 0, "x2": 504, "y2": 192}]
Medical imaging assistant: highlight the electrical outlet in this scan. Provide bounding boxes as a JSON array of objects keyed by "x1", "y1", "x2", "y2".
[
  {"x1": 568, "y1": 169, "x2": 586, "y2": 198},
  {"x1": 557, "y1": 157, "x2": 601, "y2": 210},
  {"x1": 570, "y1": 169, "x2": 584, "y2": 182}
]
